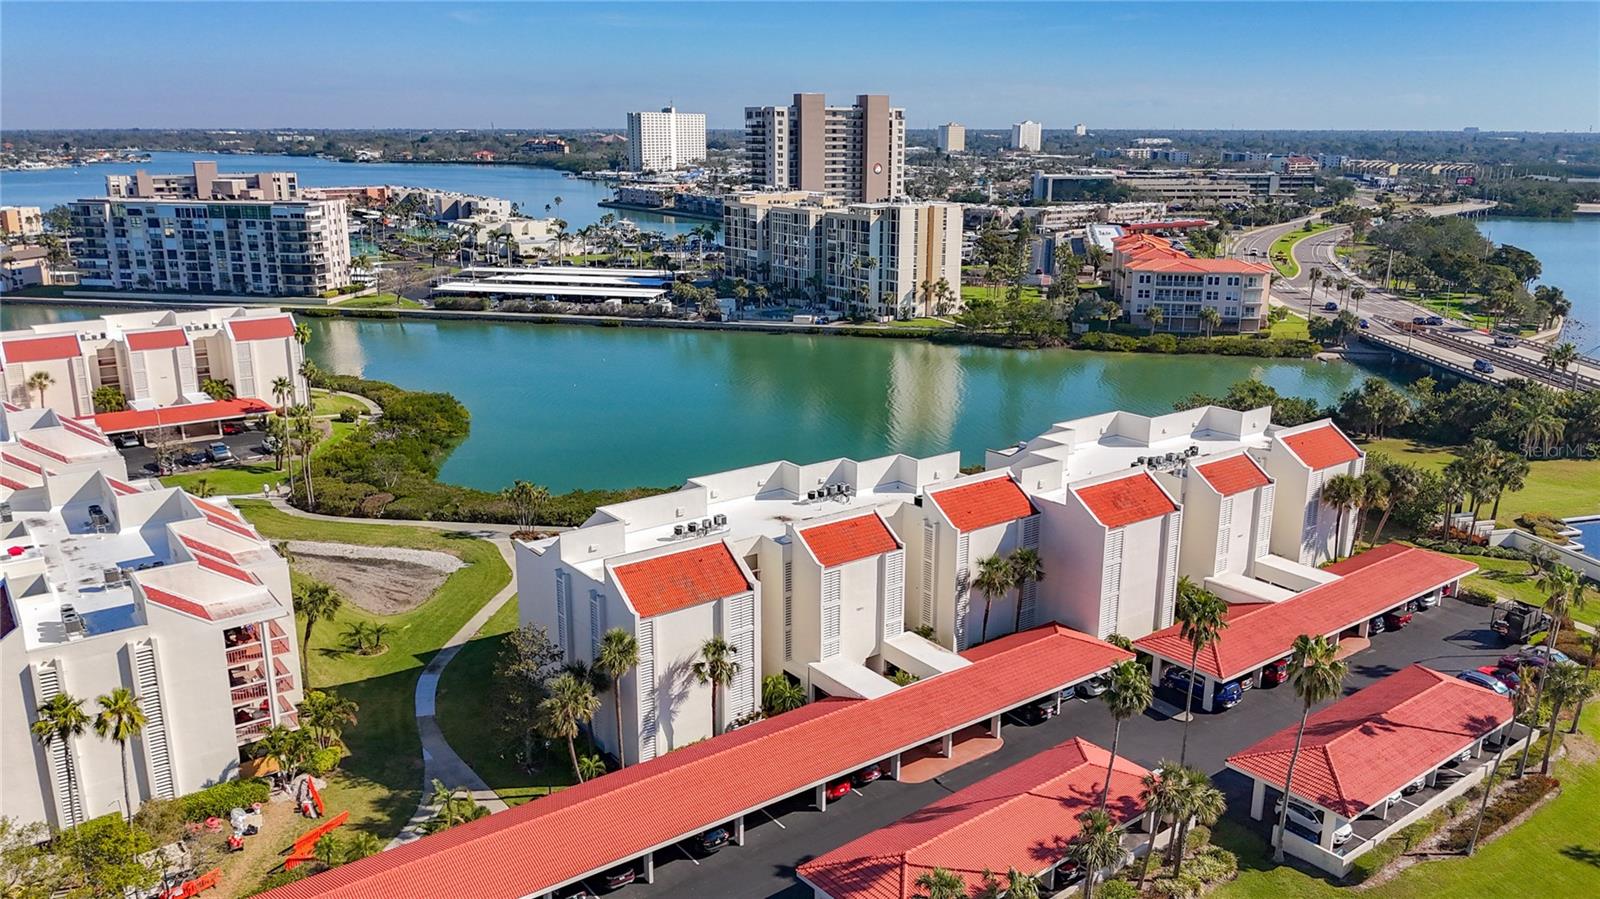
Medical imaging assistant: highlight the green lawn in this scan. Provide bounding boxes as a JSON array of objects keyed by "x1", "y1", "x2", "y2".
[
  {"x1": 160, "y1": 420, "x2": 354, "y2": 496},
  {"x1": 1269, "y1": 222, "x2": 1333, "y2": 279},
  {"x1": 882, "y1": 317, "x2": 956, "y2": 330},
  {"x1": 1413, "y1": 293, "x2": 1534, "y2": 334},
  {"x1": 1359, "y1": 438, "x2": 1600, "y2": 526},
  {"x1": 234, "y1": 501, "x2": 511, "y2": 840},
  {"x1": 1268, "y1": 312, "x2": 1311, "y2": 340},
  {"x1": 335, "y1": 292, "x2": 422, "y2": 309},
  {"x1": 310, "y1": 389, "x2": 368, "y2": 418},
  {"x1": 961, "y1": 283, "x2": 1043, "y2": 305},
  {"x1": 1212, "y1": 707, "x2": 1600, "y2": 899}
]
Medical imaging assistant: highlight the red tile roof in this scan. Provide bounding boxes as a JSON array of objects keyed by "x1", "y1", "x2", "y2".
[
  {"x1": 1074, "y1": 472, "x2": 1178, "y2": 528},
  {"x1": 1194, "y1": 453, "x2": 1272, "y2": 497},
  {"x1": 2, "y1": 334, "x2": 81, "y2": 365},
  {"x1": 613, "y1": 543, "x2": 750, "y2": 618},
  {"x1": 927, "y1": 477, "x2": 1036, "y2": 532},
  {"x1": 1227, "y1": 665, "x2": 1512, "y2": 817},
  {"x1": 124, "y1": 328, "x2": 189, "y2": 352},
  {"x1": 141, "y1": 585, "x2": 216, "y2": 621},
  {"x1": 798, "y1": 738, "x2": 1149, "y2": 899},
  {"x1": 1279, "y1": 423, "x2": 1362, "y2": 470},
  {"x1": 225, "y1": 315, "x2": 297, "y2": 342},
  {"x1": 1136, "y1": 546, "x2": 1477, "y2": 681},
  {"x1": 92, "y1": 397, "x2": 272, "y2": 434},
  {"x1": 1114, "y1": 233, "x2": 1272, "y2": 275},
  {"x1": 255, "y1": 625, "x2": 1132, "y2": 899},
  {"x1": 800, "y1": 513, "x2": 900, "y2": 568}
]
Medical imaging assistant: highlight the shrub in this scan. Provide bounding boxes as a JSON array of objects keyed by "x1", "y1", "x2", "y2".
[
  {"x1": 1349, "y1": 809, "x2": 1446, "y2": 883},
  {"x1": 1150, "y1": 872, "x2": 1205, "y2": 898},
  {"x1": 1185, "y1": 845, "x2": 1237, "y2": 882},
  {"x1": 1099, "y1": 881, "x2": 1140, "y2": 899},
  {"x1": 245, "y1": 868, "x2": 306, "y2": 896},
  {"x1": 1437, "y1": 775, "x2": 1557, "y2": 852},
  {"x1": 432, "y1": 295, "x2": 490, "y2": 311},
  {"x1": 1185, "y1": 824, "x2": 1212, "y2": 852},
  {"x1": 179, "y1": 779, "x2": 271, "y2": 821},
  {"x1": 337, "y1": 408, "x2": 359, "y2": 423}
]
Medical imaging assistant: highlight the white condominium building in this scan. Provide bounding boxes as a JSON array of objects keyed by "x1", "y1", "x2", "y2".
[
  {"x1": 105, "y1": 162, "x2": 300, "y2": 202},
  {"x1": 1254, "y1": 420, "x2": 1365, "y2": 566},
  {"x1": 937, "y1": 123, "x2": 966, "y2": 154},
  {"x1": 1112, "y1": 233, "x2": 1273, "y2": 333},
  {"x1": 744, "y1": 94, "x2": 906, "y2": 202},
  {"x1": 723, "y1": 194, "x2": 962, "y2": 318},
  {"x1": 0, "y1": 307, "x2": 307, "y2": 436},
  {"x1": 625, "y1": 107, "x2": 708, "y2": 172},
  {"x1": 1, "y1": 452, "x2": 300, "y2": 831},
  {"x1": 1011, "y1": 121, "x2": 1042, "y2": 152}
]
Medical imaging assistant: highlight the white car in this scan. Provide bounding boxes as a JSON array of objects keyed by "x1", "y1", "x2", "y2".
[
  {"x1": 1277, "y1": 798, "x2": 1354, "y2": 846},
  {"x1": 1400, "y1": 775, "x2": 1427, "y2": 796}
]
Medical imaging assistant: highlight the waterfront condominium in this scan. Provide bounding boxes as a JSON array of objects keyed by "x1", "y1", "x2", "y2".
[
  {"x1": 1, "y1": 427, "x2": 301, "y2": 831},
  {"x1": 625, "y1": 106, "x2": 708, "y2": 172},
  {"x1": 744, "y1": 94, "x2": 906, "y2": 202},
  {"x1": 937, "y1": 123, "x2": 966, "y2": 154},
  {"x1": 1011, "y1": 121, "x2": 1043, "y2": 152},
  {"x1": 1111, "y1": 232, "x2": 1273, "y2": 333},
  {"x1": 722, "y1": 193, "x2": 962, "y2": 317},
  {"x1": 70, "y1": 162, "x2": 351, "y2": 298}
]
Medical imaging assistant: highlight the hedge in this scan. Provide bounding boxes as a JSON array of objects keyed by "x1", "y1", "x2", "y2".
[
  {"x1": 1348, "y1": 808, "x2": 1447, "y2": 883},
  {"x1": 1410, "y1": 536, "x2": 1530, "y2": 559},
  {"x1": 1436, "y1": 774, "x2": 1558, "y2": 852},
  {"x1": 179, "y1": 779, "x2": 271, "y2": 821},
  {"x1": 1075, "y1": 331, "x2": 1318, "y2": 358}
]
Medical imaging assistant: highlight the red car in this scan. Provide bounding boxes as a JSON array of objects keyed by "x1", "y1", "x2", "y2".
[
  {"x1": 852, "y1": 765, "x2": 882, "y2": 788},
  {"x1": 1383, "y1": 610, "x2": 1413, "y2": 630},
  {"x1": 221, "y1": 422, "x2": 245, "y2": 435},
  {"x1": 825, "y1": 779, "x2": 852, "y2": 801},
  {"x1": 1478, "y1": 665, "x2": 1520, "y2": 690},
  {"x1": 1260, "y1": 658, "x2": 1290, "y2": 687}
]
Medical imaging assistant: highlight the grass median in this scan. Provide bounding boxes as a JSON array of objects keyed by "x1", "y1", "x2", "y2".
[{"x1": 1270, "y1": 222, "x2": 1334, "y2": 279}]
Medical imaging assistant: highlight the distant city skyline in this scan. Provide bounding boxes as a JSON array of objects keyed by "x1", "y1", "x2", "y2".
[{"x1": 2, "y1": 2, "x2": 1596, "y2": 132}]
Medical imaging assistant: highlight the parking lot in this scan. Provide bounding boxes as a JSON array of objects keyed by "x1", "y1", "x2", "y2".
[
  {"x1": 119, "y1": 427, "x2": 276, "y2": 480},
  {"x1": 607, "y1": 595, "x2": 1514, "y2": 899}
]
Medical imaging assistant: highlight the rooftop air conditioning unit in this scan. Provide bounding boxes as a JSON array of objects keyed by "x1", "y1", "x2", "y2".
[
  {"x1": 0, "y1": 503, "x2": 11, "y2": 523},
  {"x1": 701, "y1": 519, "x2": 713, "y2": 532},
  {"x1": 713, "y1": 513, "x2": 727, "y2": 527},
  {"x1": 673, "y1": 524, "x2": 685, "y2": 538}
]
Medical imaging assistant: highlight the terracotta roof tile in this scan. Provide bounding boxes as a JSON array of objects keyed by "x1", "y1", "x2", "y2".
[
  {"x1": 799, "y1": 513, "x2": 900, "y2": 568},
  {"x1": 1074, "y1": 472, "x2": 1177, "y2": 528},
  {"x1": 2, "y1": 334, "x2": 81, "y2": 365},
  {"x1": 927, "y1": 477, "x2": 1036, "y2": 532},
  {"x1": 124, "y1": 328, "x2": 189, "y2": 352},
  {"x1": 226, "y1": 315, "x2": 296, "y2": 342},
  {"x1": 613, "y1": 543, "x2": 749, "y2": 618},
  {"x1": 93, "y1": 398, "x2": 273, "y2": 434},
  {"x1": 1227, "y1": 665, "x2": 1511, "y2": 817},
  {"x1": 1280, "y1": 423, "x2": 1362, "y2": 470},
  {"x1": 1193, "y1": 454, "x2": 1271, "y2": 497}
]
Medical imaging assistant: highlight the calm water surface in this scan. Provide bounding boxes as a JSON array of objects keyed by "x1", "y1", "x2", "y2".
[{"x1": 1477, "y1": 216, "x2": 1600, "y2": 355}]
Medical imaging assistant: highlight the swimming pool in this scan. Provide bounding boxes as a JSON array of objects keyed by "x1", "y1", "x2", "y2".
[{"x1": 1565, "y1": 517, "x2": 1600, "y2": 558}]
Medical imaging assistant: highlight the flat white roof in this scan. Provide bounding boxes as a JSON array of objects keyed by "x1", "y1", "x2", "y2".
[
  {"x1": 455, "y1": 265, "x2": 671, "y2": 280},
  {"x1": 808, "y1": 657, "x2": 900, "y2": 700},
  {"x1": 13, "y1": 426, "x2": 119, "y2": 463},
  {"x1": 432, "y1": 281, "x2": 666, "y2": 300}
]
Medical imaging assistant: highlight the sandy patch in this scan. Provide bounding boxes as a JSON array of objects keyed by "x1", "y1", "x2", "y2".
[{"x1": 288, "y1": 540, "x2": 464, "y2": 616}]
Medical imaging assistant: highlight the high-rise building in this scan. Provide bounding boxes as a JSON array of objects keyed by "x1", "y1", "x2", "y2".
[
  {"x1": 937, "y1": 123, "x2": 966, "y2": 154},
  {"x1": 1011, "y1": 121, "x2": 1042, "y2": 152},
  {"x1": 624, "y1": 106, "x2": 707, "y2": 172},
  {"x1": 1074, "y1": 123, "x2": 1088, "y2": 137},
  {"x1": 744, "y1": 94, "x2": 906, "y2": 202},
  {"x1": 0, "y1": 206, "x2": 44, "y2": 237},
  {"x1": 70, "y1": 163, "x2": 350, "y2": 297}
]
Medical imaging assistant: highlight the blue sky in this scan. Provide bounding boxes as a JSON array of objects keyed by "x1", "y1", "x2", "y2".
[{"x1": 3, "y1": 2, "x2": 1596, "y2": 131}]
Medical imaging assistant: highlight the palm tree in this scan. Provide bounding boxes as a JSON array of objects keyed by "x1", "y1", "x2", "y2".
[
  {"x1": 1009, "y1": 547, "x2": 1045, "y2": 635},
  {"x1": 692, "y1": 636, "x2": 741, "y2": 735},
  {"x1": 1539, "y1": 662, "x2": 1588, "y2": 775},
  {"x1": 1307, "y1": 266, "x2": 1324, "y2": 310},
  {"x1": 1134, "y1": 760, "x2": 1182, "y2": 891},
  {"x1": 1568, "y1": 627, "x2": 1599, "y2": 732},
  {"x1": 1198, "y1": 306, "x2": 1222, "y2": 338},
  {"x1": 1273, "y1": 634, "x2": 1347, "y2": 863},
  {"x1": 424, "y1": 779, "x2": 490, "y2": 832},
  {"x1": 93, "y1": 688, "x2": 146, "y2": 822},
  {"x1": 299, "y1": 689, "x2": 359, "y2": 750},
  {"x1": 293, "y1": 322, "x2": 312, "y2": 348},
  {"x1": 1541, "y1": 341, "x2": 1580, "y2": 389},
  {"x1": 1469, "y1": 675, "x2": 1536, "y2": 855},
  {"x1": 1174, "y1": 577, "x2": 1229, "y2": 766},
  {"x1": 577, "y1": 754, "x2": 608, "y2": 782},
  {"x1": 1354, "y1": 470, "x2": 1390, "y2": 548},
  {"x1": 911, "y1": 867, "x2": 967, "y2": 899},
  {"x1": 539, "y1": 672, "x2": 600, "y2": 783},
  {"x1": 294, "y1": 580, "x2": 343, "y2": 686},
  {"x1": 1144, "y1": 305, "x2": 1164, "y2": 332},
  {"x1": 1349, "y1": 285, "x2": 1366, "y2": 313},
  {"x1": 1521, "y1": 564, "x2": 1582, "y2": 774},
  {"x1": 1168, "y1": 768, "x2": 1225, "y2": 878},
  {"x1": 1487, "y1": 451, "x2": 1530, "y2": 523},
  {"x1": 594, "y1": 628, "x2": 639, "y2": 767},
  {"x1": 200, "y1": 378, "x2": 236, "y2": 401},
  {"x1": 26, "y1": 370, "x2": 54, "y2": 407},
  {"x1": 1100, "y1": 660, "x2": 1152, "y2": 809},
  {"x1": 973, "y1": 554, "x2": 1014, "y2": 644},
  {"x1": 31, "y1": 693, "x2": 90, "y2": 828},
  {"x1": 1370, "y1": 464, "x2": 1421, "y2": 544},
  {"x1": 1318, "y1": 473, "x2": 1363, "y2": 560},
  {"x1": 292, "y1": 408, "x2": 322, "y2": 509},
  {"x1": 762, "y1": 674, "x2": 806, "y2": 716},
  {"x1": 1068, "y1": 807, "x2": 1124, "y2": 899}
]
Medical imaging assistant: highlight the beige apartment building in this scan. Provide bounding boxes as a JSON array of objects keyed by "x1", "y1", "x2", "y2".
[
  {"x1": 1, "y1": 206, "x2": 45, "y2": 237},
  {"x1": 744, "y1": 94, "x2": 906, "y2": 202},
  {"x1": 723, "y1": 194, "x2": 962, "y2": 317},
  {"x1": 106, "y1": 162, "x2": 299, "y2": 202},
  {"x1": 937, "y1": 123, "x2": 966, "y2": 154}
]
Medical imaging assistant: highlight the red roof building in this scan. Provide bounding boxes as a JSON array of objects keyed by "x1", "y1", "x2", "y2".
[
  {"x1": 124, "y1": 328, "x2": 190, "y2": 352},
  {"x1": 1279, "y1": 423, "x2": 1362, "y2": 471},
  {"x1": 92, "y1": 397, "x2": 272, "y2": 434},
  {"x1": 799, "y1": 513, "x2": 901, "y2": 568},
  {"x1": 1136, "y1": 545, "x2": 1477, "y2": 682},
  {"x1": 1072, "y1": 471, "x2": 1178, "y2": 529},
  {"x1": 224, "y1": 315, "x2": 296, "y2": 342},
  {"x1": 1227, "y1": 665, "x2": 1512, "y2": 818},
  {"x1": 1, "y1": 334, "x2": 82, "y2": 366},
  {"x1": 1193, "y1": 453, "x2": 1272, "y2": 497},
  {"x1": 798, "y1": 737, "x2": 1150, "y2": 899},
  {"x1": 255, "y1": 624, "x2": 1132, "y2": 899},
  {"x1": 611, "y1": 543, "x2": 751, "y2": 618},
  {"x1": 926, "y1": 476, "x2": 1036, "y2": 532}
]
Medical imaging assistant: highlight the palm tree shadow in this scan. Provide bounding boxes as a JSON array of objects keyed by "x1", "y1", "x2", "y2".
[{"x1": 1558, "y1": 845, "x2": 1600, "y2": 868}]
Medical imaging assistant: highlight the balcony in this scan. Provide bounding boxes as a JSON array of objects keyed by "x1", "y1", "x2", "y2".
[
  {"x1": 231, "y1": 682, "x2": 269, "y2": 705},
  {"x1": 226, "y1": 644, "x2": 264, "y2": 666}
]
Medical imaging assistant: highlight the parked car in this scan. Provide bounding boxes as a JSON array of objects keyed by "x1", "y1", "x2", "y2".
[
  {"x1": 1457, "y1": 670, "x2": 1511, "y2": 696},
  {"x1": 851, "y1": 765, "x2": 883, "y2": 788},
  {"x1": 262, "y1": 435, "x2": 282, "y2": 454},
  {"x1": 1474, "y1": 359, "x2": 1497, "y2": 374},
  {"x1": 1367, "y1": 615, "x2": 1388, "y2": 635},
  {"x1": 1443, "y1": 747, "x2": 1473, "y2": 768},
  {"x1": 1414, "y1": 591, "x2": 1440, "y2": 611},
  {"x1": 1323, "y1": 301, "x2": 1339, "y2": 312},
  {"x1": 1478, "y1": 664, "x2": 1520, "y2": 690},
  {"x1": 221, "y1": 422, "x2": 245, "y2": 435},
  {"x1": 1383, "y1": 610, "x2": 1413, "y2": 630},
  {"x1": 825, "y1": 779, "x2": 852, "y2": 802},
  {"x1": 690, "y1": 827, "x2": 730, "y2": 856},
  {"x1": 1500, "y1": 647, "x2": 1571, "y2": 672},
  {"x1": 179, "y1": 449, "x2": 209, "y2": 466},
  {"x1": 556, "y1": 886, "x2": 598, "y2": 899},
  {"x1": 1259, "y1": 658, "x2": 1290, "y2": 688},
  {"x1": 594, "y1": 865, "x2": 636, "y2": 891},
  {"x1": 208, "y1": 443, "x2": 234, "y2": 463},
  {"x1": 1401, "y1": 775, "x2": 1427, "y2": 796},
  {"x1": 1007, "y1": 700, "x2": 1056, "y2": 726},
  {"x1": 1276, "y1": 798, "x2": 1353, "y2": 846},
  {"x1": 1160, "y1": 667, "x2": 1244, "y2": 711},
  {"x1": 1074, "y1": 675, "x2": 1110, "y2": 699}
]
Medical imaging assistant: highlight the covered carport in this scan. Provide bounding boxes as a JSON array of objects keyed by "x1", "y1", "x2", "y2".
[{"x1": 1135, "y1": 545, "x2": 1478, "y2": 706}]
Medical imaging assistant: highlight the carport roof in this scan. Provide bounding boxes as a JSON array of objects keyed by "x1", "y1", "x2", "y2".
[
  {"x1": 797, "y1": 737, "x2": 1149, "y2": 899},
  {"x1": 1134, "y1": 545, "x2": 1477, "y2": 682},
  {"x1": 254, "y1": 624, "x2": 1132, "y2": 899},
  {"x1": 91, "y1": 397, "x2": 273, "y2": 433},
  {"x1": 1226, "y1": 665, "x2": 1512, "y2": 818}
]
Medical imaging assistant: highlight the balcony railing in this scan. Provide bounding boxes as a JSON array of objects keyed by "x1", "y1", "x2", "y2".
[
  {"x1": 231, "y1": 683, "x2": 269, "y2": 705},
  {"x1": 226, "y1": 645, "x2": 264, "y2": 666}
]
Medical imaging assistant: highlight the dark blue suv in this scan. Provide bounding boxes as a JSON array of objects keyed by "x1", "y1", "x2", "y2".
[{"x1": 1160, "y1": 667, "x2": 1244, "y2": 711}]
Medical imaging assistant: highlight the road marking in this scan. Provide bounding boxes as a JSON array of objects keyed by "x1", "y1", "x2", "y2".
[
  {"x1": 676, "y1": 845, "x2": 700, "y2": 866},
  {"x1": 850, "y1": 788, "x2": 863, "y2": 796},
  {"x1": 760, "y1": 808, "x2": 786, "y2": 829}
]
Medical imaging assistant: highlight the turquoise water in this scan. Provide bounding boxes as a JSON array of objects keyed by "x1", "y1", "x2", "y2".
[
  {"x1": 0, "y1": 304, "x2": 1391, "y2": 493},
  {"x1": 1477, "y1": 216, "x2": 1600, "y2": 355},
  {"x1": 0, "y1": 150, "x2": 699, "y2": 236}
]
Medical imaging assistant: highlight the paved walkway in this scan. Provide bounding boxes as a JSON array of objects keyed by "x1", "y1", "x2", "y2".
[{"x1": 260, "y1": 499, "x2": 521, "y2": 846}]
